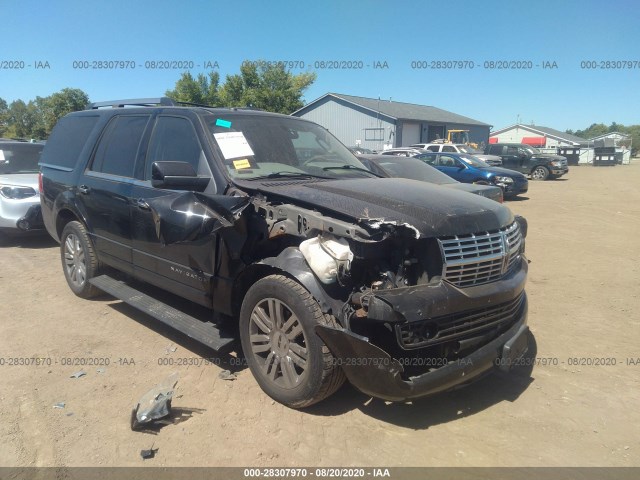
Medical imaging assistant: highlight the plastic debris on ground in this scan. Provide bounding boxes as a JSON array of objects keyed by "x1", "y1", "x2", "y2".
[
  {"x1": 218, "y1": 369, "x2": 237, "y2": 381},
  {"x1": 131, "y1": 372, "x2": 179, "y2": 431},
  {"x1": 53, "y1": 402, "x2": 66, "y2": 409},
  {"x1": 140, "y1": 444, "x2": 158, "y2": 460},
  {"x1": 70, "y1": 370, "x2": 86, "y2": 379}
]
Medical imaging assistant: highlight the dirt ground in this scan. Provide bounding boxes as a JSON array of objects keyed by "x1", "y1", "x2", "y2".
[{"x1": 1, "y1": 162, "x2": 639, "y2": 468}]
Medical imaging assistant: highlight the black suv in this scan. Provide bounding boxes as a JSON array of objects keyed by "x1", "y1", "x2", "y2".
[
  {"x1": 485, "y1": 143, "x2": 569, "y2": 180},
  {"x1": 40, "y1": 98, "x2": 531, "y2": 407}
]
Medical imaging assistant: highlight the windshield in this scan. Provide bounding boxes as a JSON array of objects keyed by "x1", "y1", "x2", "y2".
[
  {"x1": 0, "y1": 143, "x2": 43, "y2": 174},
  {"x1": 373, "y1": 157, "x2": 457, "y2": 185},
  {"x1": 458, "y1": 153, "x2": 490, "y2": 168},
  {"x1": 206, "y1": 114, "x2": 372, "y2": 180},
  {"x1": 456, "y1": 144, "x2": 482, "y2": 154}
]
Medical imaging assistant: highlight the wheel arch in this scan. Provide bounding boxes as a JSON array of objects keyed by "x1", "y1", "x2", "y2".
[
  {"x1": 55, "y1": 208, "x2": 82, "y2": 240},
  {"x1": 530, "y1": 164, "x2": 549, "y2": 174},
  {"x1": 232, "y1": 247, "x2": 345, "y2": 321}
]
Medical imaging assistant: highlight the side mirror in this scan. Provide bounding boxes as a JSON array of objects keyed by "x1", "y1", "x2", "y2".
[{"x1": 151, "y1": 161, "x2": 210, "y2": 191}]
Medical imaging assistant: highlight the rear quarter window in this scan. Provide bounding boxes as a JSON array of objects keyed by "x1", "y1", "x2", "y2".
[
  {"x1": 90, "y1": 115, "x2": 150, "y2": 177},
  {"x1": 40, "y1": 115, "x2": 99, "y2": 169}
]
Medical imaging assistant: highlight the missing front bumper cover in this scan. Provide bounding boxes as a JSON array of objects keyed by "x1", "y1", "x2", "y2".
[{"x1": 315, "y1": 300, "x2": 528, "y2": 402}]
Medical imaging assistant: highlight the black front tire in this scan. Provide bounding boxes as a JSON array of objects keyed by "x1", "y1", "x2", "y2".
[
  {"x1": 60, "y1": 221, "x2": 103, "y2": 298},
  {"x1": 239, "y1": 275, "x2": 345, "y2": 408},
  {"x1": 531, "y1": 166, "x2": 550, "y2": 180}
]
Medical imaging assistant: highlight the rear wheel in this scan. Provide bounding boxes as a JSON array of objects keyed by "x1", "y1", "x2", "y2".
[
  {"x1": 239, "y1": 275, "x2": 345, "y2": 408},
  {"x1": 60, "y1": 221, "x2": 102, "y2": 298},
  {"x1": 531, "y1": 166, "x2": 549, "y2": 180}
]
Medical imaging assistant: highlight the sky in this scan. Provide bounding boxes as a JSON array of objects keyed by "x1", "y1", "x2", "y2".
[{"x1": 2, "y1": 0, "x2": 639, "y2": 131}]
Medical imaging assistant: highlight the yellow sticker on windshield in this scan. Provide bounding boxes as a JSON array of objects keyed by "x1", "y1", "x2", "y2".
[{"x1": 233, "y1": 159, "x2": 251, "y2": 170}]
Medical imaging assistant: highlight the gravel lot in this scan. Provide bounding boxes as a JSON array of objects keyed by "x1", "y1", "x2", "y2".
[{"x1": 1, "y1": 162, "x2": 639, "y2": 468}]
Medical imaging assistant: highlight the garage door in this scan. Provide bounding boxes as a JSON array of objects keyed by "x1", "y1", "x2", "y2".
[{"x1": 402, "y1": 123, "x2": 420, "y2": 146}]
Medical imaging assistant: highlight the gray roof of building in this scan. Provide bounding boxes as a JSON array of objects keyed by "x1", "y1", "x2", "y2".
[
  {"x1": 294, "y1": 93, "x2": 491, "y2": 127},
  {"x1": 491, "y1": 124, "x2": 588, "y2": 145},
  {"x1": 589, "y1": 131, "x2": 631, "y2": 140}
]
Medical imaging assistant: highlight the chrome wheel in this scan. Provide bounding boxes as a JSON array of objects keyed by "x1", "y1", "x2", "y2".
[
  {"x1": 531, "y1": 166, "x2": 549, "y2": 180},
  {"x1": 63, "y1": 233, "x2": 87, "y2": 287},
  {"x1": 249, "y1": 298, "x2": 308, "y2": 389}
]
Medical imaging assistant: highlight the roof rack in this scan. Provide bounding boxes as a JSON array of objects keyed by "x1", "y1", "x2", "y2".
[{"x1": 86, "y1": 97, "x2": 178, "y2": 109}]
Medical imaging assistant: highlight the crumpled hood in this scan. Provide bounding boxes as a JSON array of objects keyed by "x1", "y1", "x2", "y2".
[{"x1": 244, "y1": 177, "x2": 513, "y2": 237}]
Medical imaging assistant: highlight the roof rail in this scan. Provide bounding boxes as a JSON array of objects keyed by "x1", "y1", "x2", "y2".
[
  {"x1": 86, "y1": 97, "x2": 178, "y2": 109},
  {"x1": 172, "y1": 100, "x2": 216, "y2": 108}
]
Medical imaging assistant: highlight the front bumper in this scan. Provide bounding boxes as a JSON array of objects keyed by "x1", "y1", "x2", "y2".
[
  {"x1": 0, "y1": 197, "x2": 43, "y2": 231},
  {"x1": 550, "y1": 167, "x2": 568, "y2": 176},
  {"x1": 316, "y1": 261, "x2": 529, "y2": 401},
  {"x1": 16, "y1": 205, "x2": 44, "y2": 231},
  {"x1": 317, "y1": 300, "x2": 528, "y2": 401},
  {"x1": 504, "y1": 181, "x2": 528, "y2": 196}
]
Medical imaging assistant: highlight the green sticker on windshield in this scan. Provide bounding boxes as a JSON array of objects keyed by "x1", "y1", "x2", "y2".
[{"x1": 216, "y1": 119, "x2": 232, "y2": 128}]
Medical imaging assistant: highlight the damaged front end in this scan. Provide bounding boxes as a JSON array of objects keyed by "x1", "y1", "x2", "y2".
[
  {"x1": 142, "y1": 184, "x2": 530, "y2": 401},
  {"x1": 249, "y1": 195, "x2": 530, "y2": 401}
]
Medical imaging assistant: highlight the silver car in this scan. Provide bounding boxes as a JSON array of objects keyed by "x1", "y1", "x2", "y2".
[{"x1": 0, "y1": 141, "x2": 44, "y2": 238}]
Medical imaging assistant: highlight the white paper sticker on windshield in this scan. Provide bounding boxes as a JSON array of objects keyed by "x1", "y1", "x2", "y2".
[
  {"x1": 0, "y1": 150, "x2": 5, "y2": 161},
  {"x1": 213, "y1": 132, "x2": 254, "y2": 160}
]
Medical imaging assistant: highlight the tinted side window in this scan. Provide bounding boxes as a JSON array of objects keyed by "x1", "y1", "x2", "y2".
[
  {"x1": 417, "y1": 154, "x2": 437, "y2": 165},
  {"x1": 442, "y1": 145, "x2": 456, "y2": 152},
  {"x1": 146, "y1": 116, "x2": 203, "y2": 179},
  {"x1": 488, "y1": 145, "x2": 503, "y2": 155},
  {"x1": 91, "y1": 115, "x2": 150, "y2": 177},
  {"x1": 427, "y1": 145, "x2": 440, "y2": 152},
  {"x1": 40, "y1": 115, "x2": 99, "y2": 169},
  {"x1": 439, "y1": 155, "x2": 458, "y2": 167},
  {"x1": 506, "y1": 146, "x2": 519, "y2": 155}
]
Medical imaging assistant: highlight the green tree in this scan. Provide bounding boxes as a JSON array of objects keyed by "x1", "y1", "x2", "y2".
[
  {"x1": 7, "y1": 100, "x2": 36, "y2": 138},
  {"x1": 0, "y1": 98, "x2": 8, "y2": 137},
  {"x1": 3, "y1": 88, "x2": 88, "y2": 139},
  {"x1": 165, "y1": 71, "x2": 221, "y2": 106},
  {"x1": 43, "y1": 88, "x2": 89, "y2": 134},
  {"x1": 166, "y1": 61, "x2": 316, "y2": 114},
  {"x1": 572, "y1": 123, "x2": 609, "y2": 139},
  {"x1": 568, "y1": 122, "x2": 640, "y2": 156}
]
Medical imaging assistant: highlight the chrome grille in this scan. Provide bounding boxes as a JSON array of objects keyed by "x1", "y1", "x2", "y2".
[
  {"x1": 438, "y1": 222, "x2": 522, "y2": 287},
  {"x1": 397, "y1": 292, "x2": 525, "y2": 349}
]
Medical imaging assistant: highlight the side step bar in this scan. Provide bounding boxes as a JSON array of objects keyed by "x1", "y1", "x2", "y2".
[{"x1": 89, "y1": 275, "x2": 235, "y2": 352}]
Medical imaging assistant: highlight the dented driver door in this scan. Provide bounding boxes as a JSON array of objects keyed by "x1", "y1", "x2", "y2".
[{"x1": 129, "y1": 114, "x2": 224, "y2": 307}]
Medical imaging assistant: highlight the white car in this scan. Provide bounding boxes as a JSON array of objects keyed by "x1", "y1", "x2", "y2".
[
  {"x1": 410, "y1": 143, "x2": 503, "y2": 166},
  {"x1": 0, "y1": 140, "x2": 44, "y2": 239}
]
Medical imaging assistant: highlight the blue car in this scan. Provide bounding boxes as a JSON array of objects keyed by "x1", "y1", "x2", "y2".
[{"x1": 415, "y1": 152, "x2": 528, "y2": 198}]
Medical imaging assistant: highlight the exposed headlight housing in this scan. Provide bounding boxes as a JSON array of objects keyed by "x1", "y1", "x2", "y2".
[
  {"x1": 514, "y1": 215, "x2": 528, "y2": 239},
  {"x1": 551, "y1": 160, "x2": 562, "y2": 167},
  {"x1": 0, "y1": 185, "x2": 38, "y2": 200}
]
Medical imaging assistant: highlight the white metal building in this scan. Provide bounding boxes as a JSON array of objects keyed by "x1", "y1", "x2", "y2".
[
  {"x1": 489, "y1": 124, "x2": 589, "y2": 148},
  {"x1": 490, "y1": 124, "x2": 632, "y2": 164}
]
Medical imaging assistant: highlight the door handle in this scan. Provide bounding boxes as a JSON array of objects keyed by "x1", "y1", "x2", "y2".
[
  {"x1": 136, "y1": 198, "x2": 150, "y2": 210},
  {"x1": 78, "y1": 185, "x2": 90, "y2": 194}
]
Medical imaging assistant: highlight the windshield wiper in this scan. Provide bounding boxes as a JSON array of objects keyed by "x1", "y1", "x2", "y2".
[
  {"x1": 246, "y1": 171, "x2": 333, "y2": 181},
  {"x1": 322, "y1": 165, "x2": 384, "y2": 177}
]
